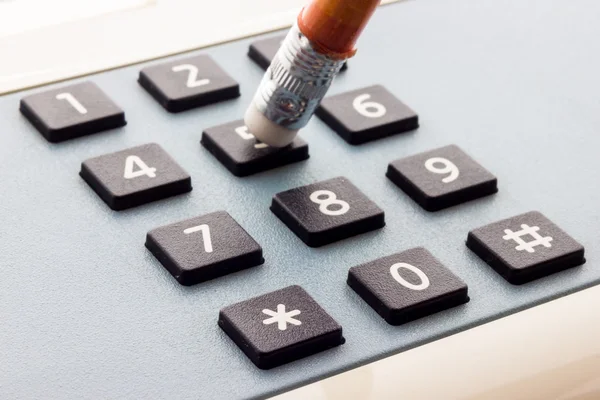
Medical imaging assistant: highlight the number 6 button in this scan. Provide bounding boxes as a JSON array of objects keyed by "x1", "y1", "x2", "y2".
[
  {"x1": 20, "y1": 81, "x2": 126, "y2": 143},
  {"x1": 270, "y1": 176, "x2": 385, "y2": 247},
  {"x1": 80, "y1": 143, "x2": 192, "y2": 210},
  {"x1": 316, "y1": 85, "x2": 418, "y2": 145},
  {"x1": 348, "y1": 248, "x2": 469, "y2": 325},
  {"x1": 146, "y1": 211, "x2": 264, "y2": 286},
  {"x1": 386, "y1": 145, "x2": 498, "y2": 211},
  {"x1": 138, "y1": 54, "x2": 240, "y2": 112}
]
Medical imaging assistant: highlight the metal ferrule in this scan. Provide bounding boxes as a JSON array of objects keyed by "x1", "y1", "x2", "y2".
[{"x1": 252, "y1": 22, "x2": 346, "y2": 131}]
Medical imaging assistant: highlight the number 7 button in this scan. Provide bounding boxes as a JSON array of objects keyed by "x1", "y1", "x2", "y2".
[{"x1": 387, "y1": 145, "x2": 498, "y2": 211}]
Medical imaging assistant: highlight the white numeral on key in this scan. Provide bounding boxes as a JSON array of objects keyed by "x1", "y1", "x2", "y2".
[
  {"x1": 56, "y1": 93, "x2": 87, "y2": 114},
  {"x1": 425, "y1": 157, "x2": 459, "y2": 183},
  {"x1": 123, "y1": 155, "x2": 157, "y2": 179},
  {"x1": 184, "y1": 224, "x2": 213, "y2": 253},
  {"x1": 390, "y1": 263, "x2": 430, "y2": 291},
  {"x1": 235, "y1": 126, "x2": 268, "y2": 149},
  {"x1": 172, "y1": 64, "x2": 210, "y2": 88},
  {"x1": 310, "y1": 190, "x2": 350, "y2": 216},
  {"x1": 352, "y1": 94, "x2": 386, "y2": 118}
]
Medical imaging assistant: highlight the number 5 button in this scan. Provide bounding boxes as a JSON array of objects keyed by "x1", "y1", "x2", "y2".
[
  {"x1": 316, "y1": 85, "x2": 418, "y2": 145},
  {"x1": 146, "y1": 211, "x2": 264, "y2": 286},
  {"x1": 20, "y1": 81, "x2": 126, "y2": 143},
  {"x1": 80, "y1": 143, "x2": 192, "y2": 210},
  {"x1": 271, "y1": 176, "x2": 385, "y2": 247},
  {"x1": 138, "y1": 54, "x2": 240, "y2": 112},
  {"x1": 348, "y1": 248, "x2": 469, "y2": 325},
  {"x1": 387, "y1": 145, "x2": 498, "y2": 211}
]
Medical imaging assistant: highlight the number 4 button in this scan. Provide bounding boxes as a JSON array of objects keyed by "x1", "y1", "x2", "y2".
[
  {"x1": 387, "y1": 145, "x2": 498, "y2": 211},
  {"x1": 348, "y1": 248, "x2": 469, "y2": 325},
  {"x1": 146, "y1": 211, "x2": 264, "y2": 286},
  {"x1": 316, "y1": 85, "x2": 418, "y2": 145},
  {"x1": 80, "y1": 143, "x2": 192, "y2": 210},
  {"x1": 139, "y1": 54, "x2": 240, "y2": 112}
]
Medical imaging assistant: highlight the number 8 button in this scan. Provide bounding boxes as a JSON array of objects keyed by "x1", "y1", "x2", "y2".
[
  {"x1": 270, "y1": 177, "x2": 385, "y2": 247},
  {"x1": 316, "y1": 85, "x2": 419, "y2": 145},
  {"x1": 386, "y1": 145, "x2": 498, "y2": 211}
]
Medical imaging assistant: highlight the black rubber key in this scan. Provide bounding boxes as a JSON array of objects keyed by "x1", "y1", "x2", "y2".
[
  {"x1": 348, "y1": 248, "x2": 469, "y2": 325},
  {"x1": 219, "y1": 285, "x2": 344, "y2": 369},
  {"x1": 467, "y1": 211, "x2": 585, "y2": 285},
  {"x1": 139, "y1": 54, "x2": 239, "y2": 112},
  {"x1": 201, "y1": 120, "x2": 309, "y2": 176},
  {"x1": 20, "y1": 81, "x2": 126, "y2": 143},
  {"x1": 270, "y1": 176, "x2": 385, "y2": 247},
  {"x1": 316, "y1": 85, "x2": 417, "y2": 145},
  {"x1": 387, "y1": 144, "x2": 498, "y2": 211},
  {"x1": 248, "y1": 34, "x2": 347, "y2": 71},
  {"x1": 80, "y1": 143, "x2": 192, "y2": 211},
  {"x1": 146, "y1": 211, "x2": 263, "y2": 286}
]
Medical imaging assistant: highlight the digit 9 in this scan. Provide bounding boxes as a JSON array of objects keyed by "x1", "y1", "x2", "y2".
[{"x1": 425, "y1": 157, "x2": 459, "y2": 183}]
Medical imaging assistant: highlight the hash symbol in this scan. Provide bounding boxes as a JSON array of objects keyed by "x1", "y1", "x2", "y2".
[{"x1": 502, "y1": 224, "x2": 553, "y2": 253}]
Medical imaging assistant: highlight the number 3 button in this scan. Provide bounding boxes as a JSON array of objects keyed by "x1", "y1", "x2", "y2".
[
  {"x1": 387, "y1": 145, "x2": 498, "y2": 211},
  {"x1": 316, "y1": 85, "x2": 418, "y2": 145},
  {"x1": 80, "y1": 143, "x2": 192, "y2": 210},
  {"x1": 138, "y1": 54, "x2": 240, "y2": 112},
  {"x1": 271, "y1": 177, "x2": 385, "y2": 247}
]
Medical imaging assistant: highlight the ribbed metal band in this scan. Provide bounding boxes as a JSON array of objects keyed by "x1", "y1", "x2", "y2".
[{"x1": 252, "y1": 23, "x2": 346, "y2": 131}]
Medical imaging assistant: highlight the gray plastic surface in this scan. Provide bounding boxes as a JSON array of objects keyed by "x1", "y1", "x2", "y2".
[{"x1": 2, "y1": 0, "x2": 599, "y2": 399}]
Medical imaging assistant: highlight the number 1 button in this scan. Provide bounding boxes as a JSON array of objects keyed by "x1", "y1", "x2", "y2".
[
  {"x1": 387, "y1": 145, "x2": 498, "y2": 211},
  {"x1": 271, "y1": 177, "x2": 385, "y2": 247},
  {"x1": 20, "y1": 81, "x2": 126, "y2": 143},
  {"x1": 146, "y1": 211, "x2": 264, "y2": 286},
  {"x1": 80, "y1": 143, "x2": 192, "y2": 210},
  {"x1": 348, "y1": 248, "x2": 469, "y2": 325},
  {"x1": 316, "y1": 85, "x2": 418, "y2": 145},
  {"x1": 138, "y1": 54, "x2": 240, "y2": 112}
]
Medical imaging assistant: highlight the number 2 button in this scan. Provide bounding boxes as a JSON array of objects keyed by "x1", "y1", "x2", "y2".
[
  {"x1": 138, "y1": 54, "x2": 240, "y2": 112},
  {"x1": 80, "y1": 143, "x2": 192, "y2": 210},
  {"x1": 271, "y1": 177, "x2": 385, "y2": 247},
  {"x1": 20, "y1": 81, "x2": 126, "y2": 143},
  {"x1": 348, "y1": 248, "x2": 469, "y2": 325},
  {"x1": 316, "y1": 85, "x2": 418, "y2": 145},
  {"x1": 146, "y1": 211, "x2": 264, "y2": 286},
  {"x1": 387, "y1": 145, "x2": 498, "y2": 211}
]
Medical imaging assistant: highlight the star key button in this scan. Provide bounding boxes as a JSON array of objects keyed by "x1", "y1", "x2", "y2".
[
  {"x1": 467, "y1": 211, "x2": 585, "y2": 284},
  {"x1": 218, "y1": 285, "x2": 344, "y2": 369}
]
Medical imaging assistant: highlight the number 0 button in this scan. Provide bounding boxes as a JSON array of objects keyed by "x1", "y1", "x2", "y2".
[
  {"x1": 80, "y1": 143, "x2": 192, "y2": 210},
  {"x1": 271, "y1": 177, "x2": 385, "y2": 247},
  {"x1": 146, "y1": 211, "x2": 264, "y2": 286},
  {"x1": 138, "y1": 54, "x2": 240, "y2": 112},
  {"x1": 20, "y1": 81, "x2": 126, "y2": 143},
  {"x1": 316, "y1": 85, "x2": 418, "y2": 145},
  {"x1": 387, "y1": 145, "x2": 498, "y2": 211},
  {"x1": 348, "y1": 248, "x2": 469, "y2": 325}
]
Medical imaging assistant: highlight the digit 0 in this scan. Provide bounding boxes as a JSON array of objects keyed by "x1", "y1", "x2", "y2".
[
  {"x1": 309, "y1": 190, "x2": 350, "y2": 216},
  {"x1": 390, "y1": 263, "x2": 430, "y2": 291},
  {"x1": 425, "y1": 157, "x2": 459, "y2": 183}
]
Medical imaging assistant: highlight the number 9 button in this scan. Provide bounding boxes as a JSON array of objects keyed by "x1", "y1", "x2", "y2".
[
  {"x1": 270, "y1": 176, "x2": 385, "y2": 247},
  {"x1": 316, "y1": 85, "x2": 419, "y2": 145},
  {"x1": 386, "y1": 145, "x2": 498, "y2": 211}
]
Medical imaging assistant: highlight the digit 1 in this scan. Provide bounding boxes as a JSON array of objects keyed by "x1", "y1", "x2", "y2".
[
  {"x1": 56, "y1": 93, "x2": 88, "y2": 114},
  {"x1": 184, "y1": 224, "x2": 213, "y2": 253}
]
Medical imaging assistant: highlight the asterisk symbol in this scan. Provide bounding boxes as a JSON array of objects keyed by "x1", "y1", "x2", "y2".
[{"x1": 262, "y1": 304, "x2": 302, "y2": 331}]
